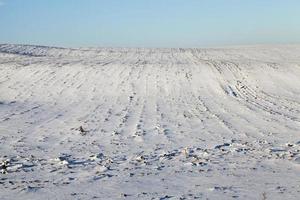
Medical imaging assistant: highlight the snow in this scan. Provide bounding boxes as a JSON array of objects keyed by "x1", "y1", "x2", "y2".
[{"x1": 0, "y1": 44, "x2": 300, "y2": 199}]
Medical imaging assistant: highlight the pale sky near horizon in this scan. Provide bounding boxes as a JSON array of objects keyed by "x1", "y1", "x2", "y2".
[{"x1": 0, "y1": 0, "x2": 300, "y2": 48}]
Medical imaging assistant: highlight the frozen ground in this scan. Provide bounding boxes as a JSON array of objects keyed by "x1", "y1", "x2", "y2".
[{"x1": 0, "y1": 44, "x2": 300, "y2": 199}]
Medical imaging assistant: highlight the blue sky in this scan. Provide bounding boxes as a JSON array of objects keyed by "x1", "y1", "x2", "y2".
[{"x1": 0, "y1": 0, "x2": 300, "y2": 47}]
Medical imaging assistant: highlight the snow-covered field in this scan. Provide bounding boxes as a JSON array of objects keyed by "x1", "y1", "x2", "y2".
[{"x1": 0, "y1": 44, "x2": 300, "y2": 199}]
